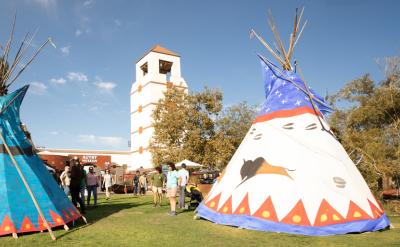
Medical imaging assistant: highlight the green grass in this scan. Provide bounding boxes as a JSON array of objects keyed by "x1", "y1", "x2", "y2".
[{"x1": 1, "y1": 194, "x2": 399, "y2": 247}]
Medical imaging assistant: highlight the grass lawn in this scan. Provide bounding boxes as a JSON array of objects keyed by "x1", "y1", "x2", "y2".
[{"x1": 1, "y1": 194, "x2": 399, "y2": 247}]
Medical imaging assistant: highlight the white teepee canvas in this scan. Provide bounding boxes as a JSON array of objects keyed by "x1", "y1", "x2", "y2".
[{"x1": 196, "y1": 57, "x2": 390, "y2": 236}]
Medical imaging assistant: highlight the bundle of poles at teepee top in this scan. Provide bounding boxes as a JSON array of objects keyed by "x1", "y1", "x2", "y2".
[
  {"x1": 0, "y1": 16, "x2": 62, "y2": 240},
  {"x1": 0, "y1": 15, "x2": 56, "y2": 96},
  {"x1": 250, "y1": 7, "x2": 306, "y2": 71},
  {"x1": 250, "y1": 7, "x2": 333, "y2": 134}
]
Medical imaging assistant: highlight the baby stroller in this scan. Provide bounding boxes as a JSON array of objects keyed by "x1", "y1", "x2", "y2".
[{"x1": 185, "y1": 184, "x2": 203, "y2": 209}]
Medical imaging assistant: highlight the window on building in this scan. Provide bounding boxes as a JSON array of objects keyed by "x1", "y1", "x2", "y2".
[
  {"x1": 141, "y1": 62, "x2": 148, "y2": 76},
  {"x1": 159, "y1": 60, "x2": 173, "y2": 75}
]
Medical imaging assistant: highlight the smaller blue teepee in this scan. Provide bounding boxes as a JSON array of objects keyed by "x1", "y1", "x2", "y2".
[{"x1": 0, "y1": 86, "x2": 81, "y2": 237}]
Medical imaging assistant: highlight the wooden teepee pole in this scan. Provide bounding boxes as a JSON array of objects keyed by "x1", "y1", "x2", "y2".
[{"x1": 0, "y1": 132, "x2": 56, "y2": 240}]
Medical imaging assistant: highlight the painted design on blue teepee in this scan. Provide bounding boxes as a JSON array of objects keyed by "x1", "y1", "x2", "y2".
[{"x1": 0, "y1": 86, "x2": 80, "y2": 237}]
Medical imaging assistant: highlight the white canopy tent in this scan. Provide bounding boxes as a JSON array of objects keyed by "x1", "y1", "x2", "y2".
[{"x1": 175, "y1": 159, "x2": 203, "y2": 168}]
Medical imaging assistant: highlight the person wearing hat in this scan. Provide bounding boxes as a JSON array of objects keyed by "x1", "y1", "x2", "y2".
[{"x1": 86, "y1": 166, "x2": 99, "y2": 206}]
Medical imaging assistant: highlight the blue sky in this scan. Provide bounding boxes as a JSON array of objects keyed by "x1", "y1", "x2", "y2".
[{"x1": 0, "y1": 0, "x2": 398, "y2": 151}]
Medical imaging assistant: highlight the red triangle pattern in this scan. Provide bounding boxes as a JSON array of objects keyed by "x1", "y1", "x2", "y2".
[
  {"x1": 368, "y1": 199, "x2": 384, "y2": 219},
  {"x1": 314, "y1": 199, "x2": 346, "y2": 226},
  {"x1": 253, "y1": 196, "x2": 278, "y2": 222},
  {"x1": 218, "y1": 196, "x2": 232, "y2": 214},
  {"x1": 68, "y1": 207, "x2": 81, "y2": 220},
  {"x1": 281, "y1": 200, "x2": 311, "y2": 226},
  {"x1": 204, "y1": 193, "x2": 385, "y2": 227},
  {"x1": 372, "y1": 196, "x2": 384, "y2": 212},
  {"x1": 346, "y1": 201, "x2": 372, "y2": 221},
  {"x1": 62, "y1": 209, "x2": 71, "y2": 222},
  {"x1": 37, "y1": 215, "x2": 47, "y2": 230},
  {"x1": 19, "y1": 216, "x2": 38, "y2": 233},
  {"x1": 233, "y1": 193, "x2": 250, "y2": 215},
  {"x1": 50, "y1": 210, "x2": 65, "y2": 226},
  {"x1": 0, "y1": 215, "x2": 16, "y2": 236},
  {"x1": 205, "y1": 193, "x2": 221, "y2": 211}
]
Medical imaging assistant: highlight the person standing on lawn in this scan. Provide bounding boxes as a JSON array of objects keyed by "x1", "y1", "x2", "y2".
[
  {"x1": 70, "y1": 162, "x2": 86, "y2": 214},
  {"x1": 133, "y1": 170, "x2": 140, "y2": 196},
  {"x1": 79, "y1": 162, "x2": 87, "y2": 207},
  {"x1": 60, "y1": 165, "x2": 71, "y2": 195},
  {"x1": 166, "y1": 162, "x2": 179, "y2": 216},
  {"x1": 103, "y1": 169, "x2": 113, "y2": 200},
  {"x1": 86, "y1": 166, "x2": 99, "y2": 206},
  {"x1": 151, "y1": 166, "x2": 165, "y2": 207},
  {"x1": 139, "y1": 173, "x2": 147, "y2": 195},
  {"x1": 177, "y1": 163, "x2": 189, "y2": 209}
]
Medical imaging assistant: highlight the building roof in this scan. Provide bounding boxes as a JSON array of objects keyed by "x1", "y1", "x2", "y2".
[
  {"x1": 37, "y1": 148, "x2": 131, "y2": 155},
  {"x1": 136, "y1": 44, "x2": 180, "y2": 63}
]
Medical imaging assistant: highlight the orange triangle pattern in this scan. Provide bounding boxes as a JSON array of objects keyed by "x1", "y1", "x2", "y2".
[
  {"x1": 346, "y1": 201, "x2": 372, "y2": 221},
  {"x1": 205, "y1": 193, "x2": 221, "y2": 211},
  {"x1": 19, "y1": 216, "x2": 38, "y2": 233},
  {"x1": 253, "y1": 196, "x2": 278, "y2": 222},
  {"x1": 0, "y1": 215, "x2": 16, "y2": 236},
  {"x1": 218, "y1": 197, "x2": 232, "y2": 214},
  {"x1": 280, "y1": 200, "x2": 311, "y2": 226},
  {"x1": 233, "y1": 193, "x2": 250, "y2": 215},
  {"x1": 50, "y1": 210, "x2": 65, "y2": 226},
  {"x1": 368, "y1": 199, "x2": 384, "y2": 219},
  {"x1": 314, "y1": 199, "x2": 346, "y2": 226}
]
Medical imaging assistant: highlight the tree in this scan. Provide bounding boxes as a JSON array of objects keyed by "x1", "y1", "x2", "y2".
[
  {"x1": 329, "y1": 57, "x2": 400, "y2": 193},
  {"x1": 183, "y1": 87, "x2": 223, "y2": 167},
  {"x1": 149, "y1": 87, "x2": 223, "y2": 167},
  {"x1": 149, "y1": 86, "x2": 256, "y2": 170},
  {"x1": 212, "y1": 102, "x2": 256, "y2": 169},
  {"x1": 149, "y1": 87, "x2": 189, "y2": 165}
]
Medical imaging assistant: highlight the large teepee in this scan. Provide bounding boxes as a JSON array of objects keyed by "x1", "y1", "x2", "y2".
[
  {"x1": 0, "y1": 17, "x2": 84, "y2": 240},
  {"x1": 196, "y1": 9, "x2": 390, "y2": 236}
]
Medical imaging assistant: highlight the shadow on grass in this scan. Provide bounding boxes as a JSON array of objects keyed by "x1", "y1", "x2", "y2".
[{"x1": 57, "y1": 196, "x2": 152, "y2": 239}]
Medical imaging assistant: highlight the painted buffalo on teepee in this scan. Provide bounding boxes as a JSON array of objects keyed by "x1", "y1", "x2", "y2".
[
  {"x1": 0, "y1": 86, "x2": 81, "y2": 238},
  {"x1": 196, "y1": 9, "x2": 390, "y2": 236}
]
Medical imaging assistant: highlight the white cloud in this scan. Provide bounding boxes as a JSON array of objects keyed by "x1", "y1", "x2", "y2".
[
  {"x1": 60, "y1": 46, "x2": 70, "y2": 55},
  {"x1": 94, "y1": 81, "x2": 116, "y2": 91},
  {"x1": 83, "y1": 0, "x2": 94, "y2": 6},
  {"x1": 75, "y1": 29, "x2": 83, "y2": 37},
  {"x1": 114, "y1": 19, "x2": 122, "y2": 27},
  {"x1": 78, "y1": 134, "x2": 124, "y2": 147},
  {"x1": 50, "y1": 131, "x2": 59, "y2": 135},
  {"x1": 50, "y1": 77, "x2": 66, "y2": 85},
  {"x1": 67, "y1": 72, "x2": 88, "y2": 82},
  {"x1": 30, "y1": 82, "x2": 47, "y2": 95}
]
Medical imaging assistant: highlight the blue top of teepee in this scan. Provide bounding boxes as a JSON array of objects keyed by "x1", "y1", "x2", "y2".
[{"x1": 257, "y1": 56, "x2": 332, "y2": 119}]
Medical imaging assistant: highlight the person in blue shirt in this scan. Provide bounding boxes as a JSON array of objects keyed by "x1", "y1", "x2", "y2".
[{"x1": 166, "y1": 162, "x2": 179, "y2": 216}]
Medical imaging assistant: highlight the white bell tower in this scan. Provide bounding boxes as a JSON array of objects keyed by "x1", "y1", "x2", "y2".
[{"x1": 130, "y1": 45, "x2": 187, "y2": 170}]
